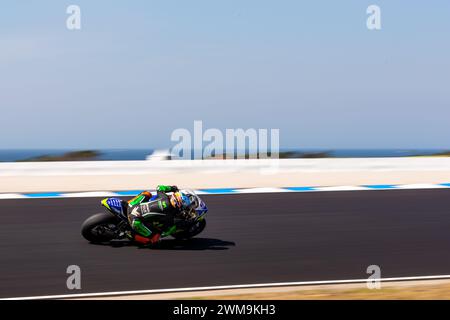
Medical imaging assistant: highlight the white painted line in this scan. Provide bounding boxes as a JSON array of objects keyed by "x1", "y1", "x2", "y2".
[
  {"x1": 0, "y1": 193, "x2": 26, "y2": 199},
  {"x1": 313, "y1": 186, "x2": 371, "y2": 192},
  {"x1": 191, "y1": 190, "x2": 212, "y2": 195},
  {"x1": 4, "y1": 274, "x2": 450, "y2": 300},
  {"x1": 233, "y1": 187, "x2": 291, "y2": 194},
  {"x1": 60, "y1": 191, "x2": 119, "y2": 198},
  {"x1": 395, "y1": 184, "x2": 450, "y2": 190}
]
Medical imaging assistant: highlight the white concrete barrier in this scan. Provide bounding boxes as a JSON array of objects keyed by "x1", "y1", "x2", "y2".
[{"x1": 0, "y1": 158, "x2": 449, "y2": 193}]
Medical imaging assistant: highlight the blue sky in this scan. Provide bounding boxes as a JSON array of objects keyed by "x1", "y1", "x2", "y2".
[{"x1": 0, "y1": 1, "x2": 449, "y2": 149}]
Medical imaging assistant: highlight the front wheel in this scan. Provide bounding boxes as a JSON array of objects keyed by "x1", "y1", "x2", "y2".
[
  {"x1": 81, "y1": 212, "x2": 119, "y2": 243},
  {"x1": 172, "y1": 219, "x2": 206, "y2": 240}
]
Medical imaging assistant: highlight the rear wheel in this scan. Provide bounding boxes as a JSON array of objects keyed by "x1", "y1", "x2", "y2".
[
  {"x1": 81, "y1": 212, "x2": 119, "y2": 243},
  {"x1": 172, "y1": 219, "x2": 206, "y2": 240}
]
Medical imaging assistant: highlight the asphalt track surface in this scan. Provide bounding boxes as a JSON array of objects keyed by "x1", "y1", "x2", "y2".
[{"x1": 1, "y1": 189, "x2": 450, "y2": 298}]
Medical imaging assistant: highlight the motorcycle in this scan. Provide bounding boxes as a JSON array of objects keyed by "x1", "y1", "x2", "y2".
[{"x1": 81, "y1": 189, "x2": 208, "y2": 244}]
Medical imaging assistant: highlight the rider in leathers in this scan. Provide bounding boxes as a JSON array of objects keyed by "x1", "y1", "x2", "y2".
[{"x1": 127, "y1": 185, "x2": 193, "y2": 245}]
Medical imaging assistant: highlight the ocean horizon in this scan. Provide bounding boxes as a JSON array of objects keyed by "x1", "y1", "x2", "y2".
[{"x1": 0, "y1": 148, "x2": 447, "y2": 162}]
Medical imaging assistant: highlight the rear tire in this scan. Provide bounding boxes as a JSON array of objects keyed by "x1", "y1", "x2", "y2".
[
  {"x1": 81, "y1": 212, "x2": 119, "y2": 243},
  {"x1": 172, "y1": 219, "x2": 206, "y2": 240}
]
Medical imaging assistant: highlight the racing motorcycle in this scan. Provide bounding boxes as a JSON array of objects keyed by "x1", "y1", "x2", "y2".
[{"x1": 81, "y1": 189, "x2": 208, "y2": 244}]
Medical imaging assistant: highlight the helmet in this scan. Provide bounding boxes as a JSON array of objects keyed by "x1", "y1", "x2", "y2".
[
  {"x1": 186, "y1": 193, "x2": 199, "y2": 209},
  {"x1": 170, "y1": 191, "x2": 192, "y2": 209}
]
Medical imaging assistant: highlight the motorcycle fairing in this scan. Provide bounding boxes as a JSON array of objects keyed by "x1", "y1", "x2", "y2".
[
  {"x1": 195, "y1": 199, "x2": 208, "y2": 217},
  {"x1": 102, "y1": 198, "x2": 127, "y2": 219}
]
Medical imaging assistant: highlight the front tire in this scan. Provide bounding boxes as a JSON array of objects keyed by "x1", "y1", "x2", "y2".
[
  {"x1": 172, "y1": 219, "x2": 206, "y2": 240},
  {"x1": 81, "y1": 212, "x2": 119, "y2": 243}
]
